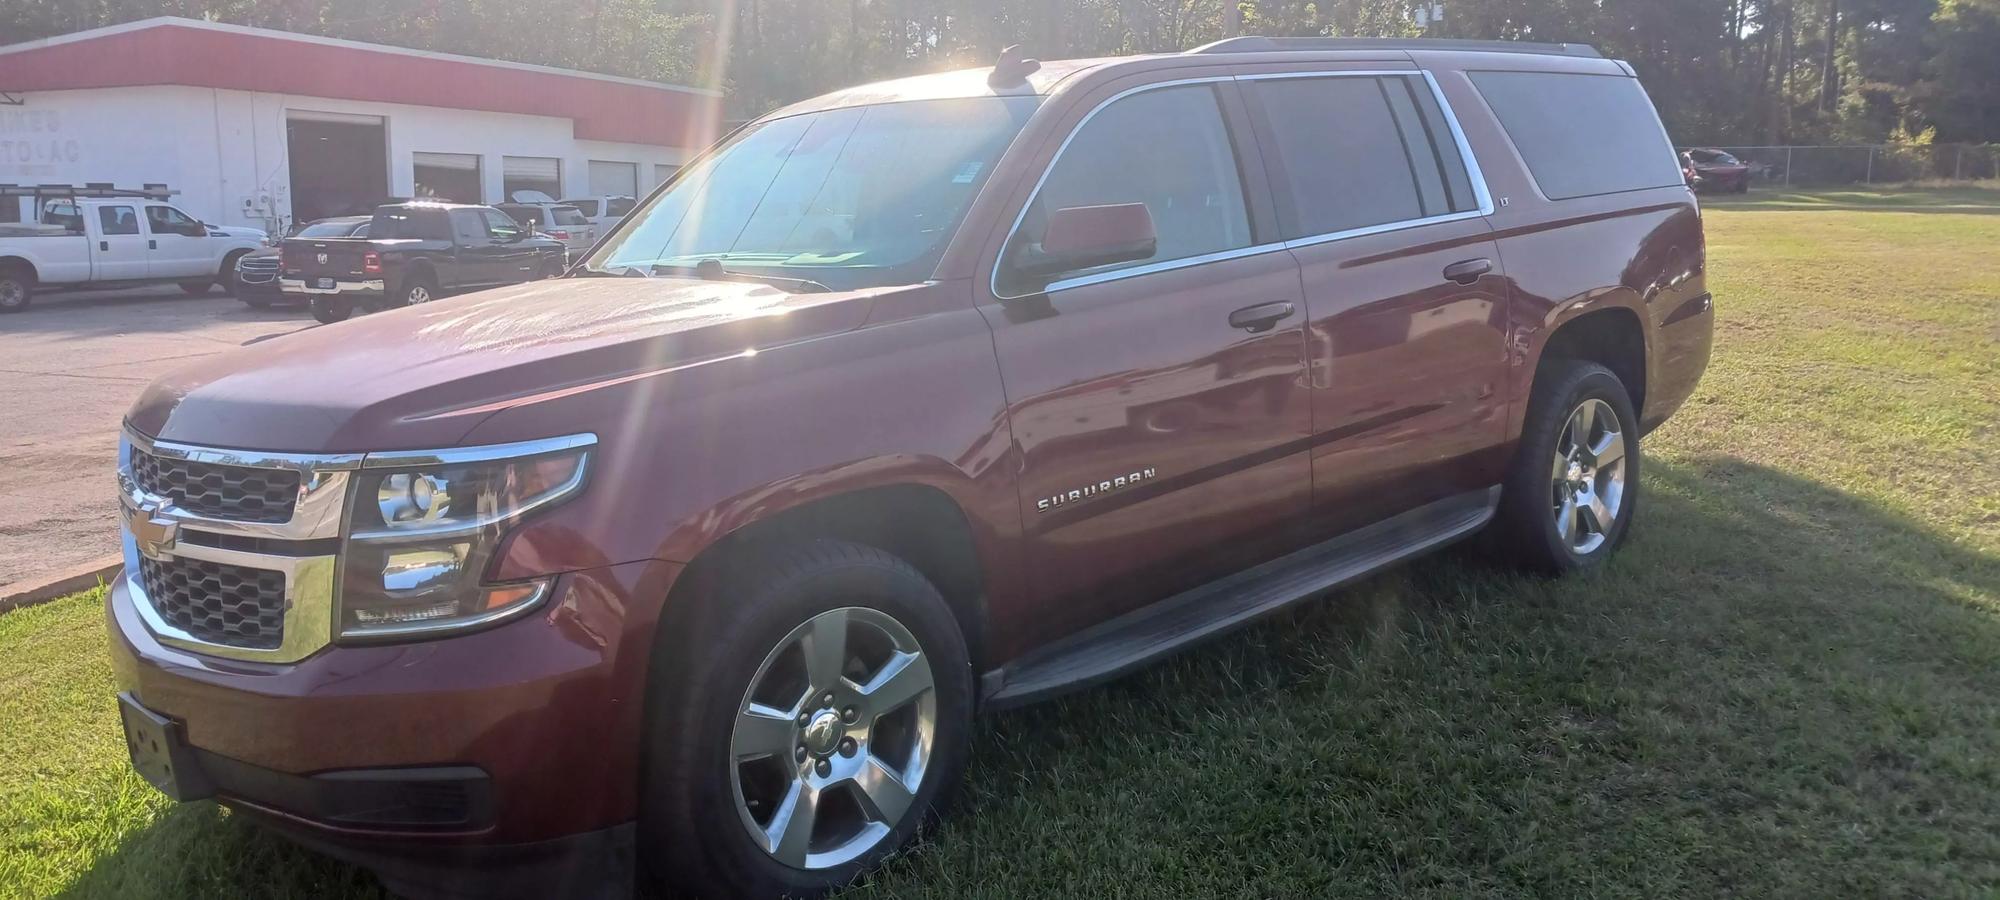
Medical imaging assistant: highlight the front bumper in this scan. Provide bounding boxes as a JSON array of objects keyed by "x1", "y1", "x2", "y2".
[{"x1": 107, "y1": 556, "x2": 682, "y2": 893}]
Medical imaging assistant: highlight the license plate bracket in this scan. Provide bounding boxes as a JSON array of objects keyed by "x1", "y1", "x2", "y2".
[
  {"x1": 118, "y1": 692, "x2": 214, "y2": 801},
  {"x1": 315, "y1": 277, "x2": 335, "y2": 290}
]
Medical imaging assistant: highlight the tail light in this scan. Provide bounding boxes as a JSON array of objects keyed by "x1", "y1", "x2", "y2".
[
  {"x1": 363, "y1": 250, "x2": 382, "y2": 275},
  {"x1": 277, "y1": 246, "x2": 286, "y2": 270},
  {"x1": 548, "y1": 230, "x2": 571, "y2": 240}
]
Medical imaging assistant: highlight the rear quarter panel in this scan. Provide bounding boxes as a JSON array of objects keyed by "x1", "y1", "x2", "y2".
[{"x1": 1428, "y1": 62, "x2": 1711, "y2": 440}]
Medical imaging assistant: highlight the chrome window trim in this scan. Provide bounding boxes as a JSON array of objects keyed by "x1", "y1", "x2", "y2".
[{"x1": 991, "y1": 68, "x2": 1496, "y2": 301}]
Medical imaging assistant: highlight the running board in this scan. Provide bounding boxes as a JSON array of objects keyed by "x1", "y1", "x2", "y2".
[{"x1": 981, "y1": 486, "x2": 1499, "y2": 708}]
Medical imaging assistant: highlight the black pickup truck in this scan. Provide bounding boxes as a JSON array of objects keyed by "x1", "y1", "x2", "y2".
[{"x1": 281, "y1": 201, "x2": 568, "y2": 323}]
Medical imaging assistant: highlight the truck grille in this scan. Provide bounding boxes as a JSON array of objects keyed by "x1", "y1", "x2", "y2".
[
  {"x1": 132, "y1": 449, "x2": 300, "y2": 524},
  {"x1": 138, "y1": 556, "x2": 287, "y2": 650}
]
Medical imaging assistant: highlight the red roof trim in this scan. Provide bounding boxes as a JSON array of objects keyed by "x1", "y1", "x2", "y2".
[{"x1": 0, "y1": 20, "x2": 719, "y2": 147}]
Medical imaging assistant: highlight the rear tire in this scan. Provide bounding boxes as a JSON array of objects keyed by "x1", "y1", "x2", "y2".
[
  {"x1": 0, "y1": 269, "x2": 30, "y2": 313},
  {"x1": 640, "y1": 539, "x2": 972, "y2": 899},
  {"x1": 390, "y1": 274, "x2": 437, "y2": 307},
  {"x1": 178, "y1": 280, "x2": 213, "y2": 296},
  {"x1": 240, "y1": 295, "x2": 273, "y2": 310},
  {"x1": 309, "y1": 297, "x2": 352, "y2": 324},
  {"x1": 1493, "y1": 359, "x2": 1641, "y2": 574}
]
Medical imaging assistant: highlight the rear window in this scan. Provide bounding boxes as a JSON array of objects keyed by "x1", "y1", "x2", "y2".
[
  {"x1": 606, "y1": 198, "x2": 637, "y2": 217},
  {"x1": 563, "y1": 200, "x2": 598, "y2": 216},
  {"x1": 496, "y1": 205, "x2": 541, "y2": 227},
  {"x1": 368, "y1": 206, "x2": 451, "y2": 240},
  {"x1": 552, "y1": 206, "x2": 588, "y2": 226},
  {"x1": 1468, "y1": 71, "x2": 1682, "y2": 201},
  {"x1": 296, "y1": 220, "x2": 361, "y2": 238}
]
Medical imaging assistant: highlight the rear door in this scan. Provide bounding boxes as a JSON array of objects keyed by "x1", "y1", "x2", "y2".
[
  {"x1": 143, "y1": 204, "x2": 211, "y2": 279},
  {"x1": 978, "y1": 76, "x2": 1314, "y2": 645},
  {"x1": 89, "y1": 204, "x2": 149, "y2": 280},
  {"x1": 1238, "y1": 70, "x2": 1510, "y2": 535}
]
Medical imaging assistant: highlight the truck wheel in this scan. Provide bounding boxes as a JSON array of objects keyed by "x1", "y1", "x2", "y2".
[
  {"x1": 178, "y1": 280, "x2": 213, "y2": 296},
  {"x1": 0, "y1": 270, "x2": 29, "y2": 313},
  {"x1": 309, "y1": 297, "x2": 353, "y2": 324},
  {"x1": 1493, "y1": 359, "x2": 1640, "y2": 574},
  {"x1": 217, "y1": 250, "x2": 250, "y2": 295},
  {"x1": 640, "y1": 540, "x2": 972, "y2": 899},
  {"x1": 391, "y1": 275, "x2": 437, "y2": 307}
]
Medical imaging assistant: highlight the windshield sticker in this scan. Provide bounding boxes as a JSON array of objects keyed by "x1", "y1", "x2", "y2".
[{"x1": 951, "y1": 161, "x2": 984, "y2": 184}]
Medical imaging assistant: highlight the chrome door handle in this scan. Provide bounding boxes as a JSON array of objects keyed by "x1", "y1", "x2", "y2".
[{"x1": 1228, "y1": 301, "x2": 1296, "y2": 333}]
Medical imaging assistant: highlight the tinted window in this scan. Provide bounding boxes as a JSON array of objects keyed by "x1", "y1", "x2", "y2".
[
  {"x1": 369, "y1": 207, "x2": 452, "y2": 240},
  {"x1": 450, "y1": 209, "x2": 488, "y2": 242},
  {"x1": 1469, "y1": 71, "x2": 1682, "y2": 201},
  {"x1": 1004, "y1": 84, "x2": 1250, "y2": 290},
  {"x1": 566, "y1": 200, "x2": 598, "y2": 217},
  {"x1": 552, "y1": 207, "x2": 588, "y2": 226},
  {"x1": 296, "y1": 219, "x2": 362, "y2": 238},
  {"x1": 606, "y1": 198, "x2": 636, "y2": 216},
  {"x1": 496, "y1": 205, "x2": 541, "y2": 228},
  {"x1": 98, "y1": 205, "x2": 139, "y2": 235},
  {"x1": 1249, "y1": 75, "x2": 1477, "y2": 239}
]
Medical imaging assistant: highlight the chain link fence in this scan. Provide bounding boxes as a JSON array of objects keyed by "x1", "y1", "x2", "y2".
[{"x1": 1686, "y1": 144, "x2": 2000, "y2": 187}]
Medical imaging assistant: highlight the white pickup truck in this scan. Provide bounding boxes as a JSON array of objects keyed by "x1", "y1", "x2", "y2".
[{"x1": 0, "y1": 198, "x2": 267, "y2": 313}]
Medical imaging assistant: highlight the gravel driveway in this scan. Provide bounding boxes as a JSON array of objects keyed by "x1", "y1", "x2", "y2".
[{"x1": 0, "y1": 286, "x2": 312, "y2": 595}]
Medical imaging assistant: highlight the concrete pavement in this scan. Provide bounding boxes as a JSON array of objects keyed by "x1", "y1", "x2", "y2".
[{"x1": 0, "y1": 285, "x2": 313, "y2": 596}]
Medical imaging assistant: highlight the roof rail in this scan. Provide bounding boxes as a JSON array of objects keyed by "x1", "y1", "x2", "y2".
[{"x1": 1187, "y1": 36, "x2": 1602, "y2": 59}]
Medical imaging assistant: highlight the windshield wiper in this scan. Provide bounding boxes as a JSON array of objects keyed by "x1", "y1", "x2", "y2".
[{"x1": 652, "y1": 258, "x2": 833, "y2": 293}]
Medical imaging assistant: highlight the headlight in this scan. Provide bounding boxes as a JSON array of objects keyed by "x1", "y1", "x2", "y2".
[{"x1": 337, "y1": 436, "x2": 593, "y2": 640}]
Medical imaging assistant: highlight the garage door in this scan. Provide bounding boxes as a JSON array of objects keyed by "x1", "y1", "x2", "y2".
[
  {"x1": 414, "y1": 152, "x2": 483, "y2": 203},
  {"x1": 588, "y1": 160, "x2": 638, "y2": 198}
]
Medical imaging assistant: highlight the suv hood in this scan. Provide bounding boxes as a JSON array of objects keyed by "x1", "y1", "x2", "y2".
[{"x1": 128, "y1": 277, "x2": 881, "y2": 452}]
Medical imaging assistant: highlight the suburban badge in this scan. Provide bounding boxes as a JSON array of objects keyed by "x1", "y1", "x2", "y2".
[{"x1": 1037, "y1": 468, "x2": 1157, "y2": 512}]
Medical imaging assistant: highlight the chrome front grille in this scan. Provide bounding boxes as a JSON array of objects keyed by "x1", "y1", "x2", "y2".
[
  {"x1": 131, "y1": 448, "x2": 301, "y2": 524},
  {"x1": 138, "y1": 555, "x2": 287, "y2": 650}
]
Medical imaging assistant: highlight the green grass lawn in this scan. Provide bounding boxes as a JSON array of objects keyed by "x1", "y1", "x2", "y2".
[{"x1": 5, "y1": 188, "x2": 1998, "y2": 899}]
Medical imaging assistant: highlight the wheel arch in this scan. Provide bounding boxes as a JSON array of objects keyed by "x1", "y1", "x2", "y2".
[
  {"x1": 1530, "y1": 305, "x2": 1649, "y2": 426},
  {"x1": 0, "y1": 255, "x2": 37, "y2": 283},
  {"x1": 653, "y1": 481, "x2": 993, "y2": 679}
]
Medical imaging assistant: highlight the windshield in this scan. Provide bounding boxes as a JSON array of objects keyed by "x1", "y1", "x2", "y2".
[{"x1": 584, "y1": 96, "x2": 1040, "y2": 291}]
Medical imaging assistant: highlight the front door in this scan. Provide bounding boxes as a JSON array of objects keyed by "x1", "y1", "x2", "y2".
[
  {"x1": 90, "y1": 204, "x2": 149, "y2": 281},
  {"x1": 1237, "y1": 71, "x2": 1511, "y2": 535},
  {"x1": 447, "y1": 208, "x2": 502, "y2": 287},
  {"x1": 143, "y1": 204, "x2": 212, "y2": 279},
  {"x1": 979, "y1": 77, "x2": 1313, "y2": 648},
  {"x1": 479, "y1": 208, "x2": 539, "y2": 282}
]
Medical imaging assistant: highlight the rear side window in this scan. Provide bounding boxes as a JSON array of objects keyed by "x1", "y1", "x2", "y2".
[
  {"x1": 606, "y1": 198, "x2": 637, "y2": 217},
  {"x1": 567, "y1": 200, "x2": 598, "y2": 217},
  {"x1": 1469, "y1": 71, "x2": 1682, "y2": 201},
  {"x1": 97, "y1": 205, "x2": 140, "y2": 235},
  {"x1": 1004, "y1": 83, "x2": 1252, "y2": 291},
  {"x1": 449, "y1": 209, "x2": 488, "y2": 242},
  {"x1": 370, "y1": 207, "x2": 452, "y2": 240},
  {"x1": 496, "y1": 205, "x2": 541, "y2": 228},
  {"x1": 1246, "y1": 74, "x2": 1480, "y2": 240}
]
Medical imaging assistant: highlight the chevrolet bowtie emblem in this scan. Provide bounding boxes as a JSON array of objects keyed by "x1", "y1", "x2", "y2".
[{"x1": 129, "y1": 505, "x2": 179, "y2": 560}]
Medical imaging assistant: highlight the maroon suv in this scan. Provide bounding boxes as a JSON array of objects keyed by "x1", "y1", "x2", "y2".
[{"x1": 109, "y1": 37, "x2": 1712, "y2": 899}]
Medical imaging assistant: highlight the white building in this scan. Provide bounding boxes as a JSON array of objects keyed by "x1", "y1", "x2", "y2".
[{"x1": 0, "y1": 17, "x2": 720, "y2": 231}]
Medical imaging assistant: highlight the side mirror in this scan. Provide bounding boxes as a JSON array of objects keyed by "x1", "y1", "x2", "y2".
[{"x1": 1004, "y1": 202, "x2": 1157, "y2": 290}]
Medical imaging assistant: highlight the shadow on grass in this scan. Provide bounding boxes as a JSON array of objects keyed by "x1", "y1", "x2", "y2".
[
  {"x1": 52, "y1": 458, "x2": 2000, "y2": 899},
  {"x1": 1704, "y1": 186, "x2": 2000, "y2": 214}
]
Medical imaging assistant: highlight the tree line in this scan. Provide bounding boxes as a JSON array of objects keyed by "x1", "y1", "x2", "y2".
[{"x1": 6, "y1": 0, "x2": 1997, "y2": 145}]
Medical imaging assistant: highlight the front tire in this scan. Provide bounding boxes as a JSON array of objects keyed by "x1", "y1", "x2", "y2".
[
  {"x1": 218, "y1": 250, "x2": 250, "y2": 295},
  {"x1": 641, "y1": 540, "x2": 972, "y2": 899},
  {"x1": 1494, "y1": 359, "x2": 1640, "y2": 573}
]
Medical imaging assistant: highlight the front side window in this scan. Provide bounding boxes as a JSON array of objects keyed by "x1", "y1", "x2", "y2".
[
  {"x1": 369, "y1": 207, "x2": 452, "y2": 240},
  {"x1": 146, "y1": 205, "x2": 200, "y2": 236},
  {"x1": 998, "y1": 84, "x2": 1252, "y2": 294},
  {"x1": 1246, "y1": 75, "x2": 1478, "y2": 240},
  {"x1": 480, "y1": 209, "x2": 522, "y2": 240},
  {"x1": 588, "y1": 96, "x2": 1038, "y2": 291}
]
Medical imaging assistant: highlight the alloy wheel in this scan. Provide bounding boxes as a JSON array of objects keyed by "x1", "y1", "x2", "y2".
[
  {"x1": 0, "y1": 279, "x2": 24, "y2": 309},
  {"x1": 407, "y1": 285, "x2": 432, "y2": 304},
  {"x1": 1550, "y1": 397, "x2": 1627, "y2": 554},
  {"x1": 730, "y1": 606, "x2": 936, "y2": 870}
]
